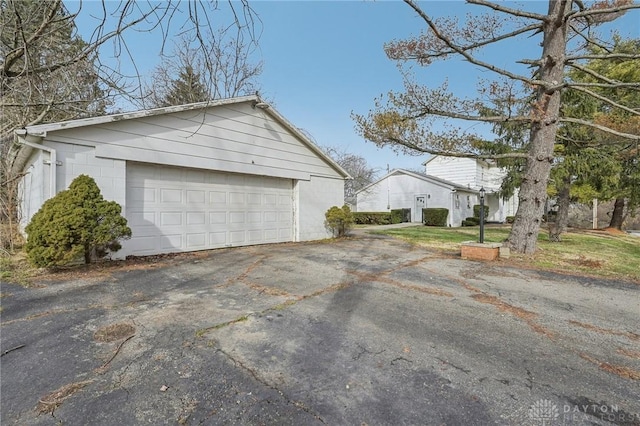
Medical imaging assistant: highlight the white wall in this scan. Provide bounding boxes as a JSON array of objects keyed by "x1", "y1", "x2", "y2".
[
  {"x1": 357, "y1": 172, "x2": 466, "y2": 225},
  {"x1": 296, "y1": 176, "x2": 345, "y2": 241},
  {"x1": 451, "y1": 191, "x2": 477, "y2": 227},
  {"x1": 46, "y1": 141, "x2": 127, "y2": 208},
  {"x1": 19, "y1": 150, "x2": 45, "y2": 228},
  {"x1": 425, "y1": 157, "x2": 476, "y2": 187}
]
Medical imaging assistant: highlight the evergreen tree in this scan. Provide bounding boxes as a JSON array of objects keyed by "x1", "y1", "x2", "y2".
[
  {"x1": 25, "y1": 175, "x2": 131, "y2": 267},
  {"x1": 161, "y1": 65, "x2": 210, "y2": 106}
]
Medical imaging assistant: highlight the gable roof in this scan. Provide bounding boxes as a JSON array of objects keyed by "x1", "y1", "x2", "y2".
[
  {"x1": 14, "y1": 95, "x2": 350, "y2": 179},
  {"x1": 356, "y1": 168, "x2": 475, "y2": 195}
]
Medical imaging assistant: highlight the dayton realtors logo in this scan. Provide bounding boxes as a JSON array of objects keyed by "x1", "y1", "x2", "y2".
[
  {"x1": 528, "y1": 400, "x2": 559, "y2": 425},
  {"x1": 528, "y1": 399, "x2": 639, "y2": 425}
]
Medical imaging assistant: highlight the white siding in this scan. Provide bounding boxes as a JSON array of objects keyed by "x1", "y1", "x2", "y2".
[
  {"x1": 425, "y1": 157, "x2": 476, "y2": 188},
  {"x1": 479, "y1": 162, "x2": 505, "y2": 192},
  {"x1": 45, "y1": 141, "x2": 127, "y2": 208},
  {"x1": 451, "y1": 191, "x2": 476, "y2": 227},
  {"x1": 296, "y1": 176, "x2": 345, "y2": 241},
  {"x1": 43, "y1": 102, "x2": 339, "y2": 181}
]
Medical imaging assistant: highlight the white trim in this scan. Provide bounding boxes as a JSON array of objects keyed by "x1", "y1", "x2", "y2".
[{"x1": 15, "y1": 130, "x2": 57, "y2": 200}]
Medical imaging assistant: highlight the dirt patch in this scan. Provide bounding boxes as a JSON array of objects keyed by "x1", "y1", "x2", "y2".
[
  {"x1": 34, "y1": 250, "x2": 213, "y2": 284},
  {"x1": 471, "y1": 293, "x2": 556, "y2": 338},
  {"x1": 603, "y1": 227, "x2": 627, "y2": 236},
  {"x1": 346, "y1": 269, "x2": 453, "y2": 297},
  {"x1": 617, "y1": 348, "x2": 640, "y2": 360},
  {"x1": 568, "y1": 320, "x2": 640, "y2": 341},
  {"x1": 94, "y1": 323, "x2": 136, "y2": 342},
  {"x1": 36, "y1": 380, "x2": 93, "y2": 414},
  {"x1": 580, "y1": 353, "x2": 640, "y2": 380},
  {"x1": 471, "y1": 294, "x2": 537, "y2": 321},
  {"x1": 570, "y1": 255, "x2": 603, "y2": 269}
]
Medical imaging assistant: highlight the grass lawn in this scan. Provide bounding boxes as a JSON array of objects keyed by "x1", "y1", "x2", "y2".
[{"x1": 371, "y1": 225, "x2": 640, "y2": 283}]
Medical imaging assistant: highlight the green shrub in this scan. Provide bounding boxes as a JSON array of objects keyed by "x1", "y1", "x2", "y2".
[
  {"x1": 352, "y1": 212, "x2": 392, "y2": 225},
  {"x1": 462, "y1": 217, "x2": 480, "y2": 226},
  {"x1": 325, "y1": 205, "x2": 354, "y2": 237},
  {"x1": 473, "y1": 204, "x2": 490, "y2": 220},
  {"x1": 25, "y1": 175, "x2": 132, "y2": 267},
  {"x1": 506, "y1": 216, "x2": 515, "y2": 224},
  {"x1": 422, "y1": 208, "x2": 448, "y2": 226},
  {"x1": 390, "y1": 209, "x2": 404, "y2": 224}
]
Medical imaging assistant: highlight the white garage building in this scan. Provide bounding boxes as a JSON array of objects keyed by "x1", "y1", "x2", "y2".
[{"x1": 14, "y1": 95, "x2": 349, "y2": 258}]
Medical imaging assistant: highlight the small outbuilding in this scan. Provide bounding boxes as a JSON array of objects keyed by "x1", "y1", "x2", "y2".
[
  {"x1": 14, "y1": 95, "x2": 349, "y2": 258},
  {"x1": 355, "y1": 169, "x2": 477, "y2": 226}
]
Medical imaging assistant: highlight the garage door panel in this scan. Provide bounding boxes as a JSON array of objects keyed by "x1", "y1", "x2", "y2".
[
  {"x1": 160, "y1": 212, "x2": 182, "y2": 226},
  {"x1": 229, "y1": 212, "x2": 245, "y2": 223},
  {"x1": 264, "y1": 229, "x2": 278, "y2": 240},
  {"x1": 186, "y1": 233, "x2": 206, "y2": 248},
  {"x1": 160, "y1": 189, "x2": 182, "y2": 203},
  {"x1": 248, "y1": 230, "x2": 262, "y2": 242},
  {"x1": 209, "y1": 212, "x2": 226, "y2": 224},
  {"x1": 161, "y1": 234, "x2": 182, "y2": 250},
  {"x1": 130, "y1": 187, "x2": 155, "y2": 203},
  {"x1": 247, "y1": 212, "x2": 261, "y2": 223},
  {"x1": 264, "y1": 211, "x2": 277, "y2": 223},
  {"x1": 279, "y1": 228, "x2": 292, "y2": 239},
  {"x1": 209, "y1": 191, "x2": 226, "y2": 204},
  {"x1": 230, "y1": 231, "x2": 245, "y2": 244},
  {"x1": 209, "y1": 232, "x2": 226, "y2": 245},
  {"x1": 187, "y1": 190, "x2": 206, "y2": 204},
  {"x1": 186, "y1": 212, "x2": 206, "y2": 225},
  {"x1": 126, "y1": 163, "x2": 293, "y2": 256},
  {"x1": 128, "y1": 211, "x2": 154, "y2": 226},
  {"x1": 264, "y1": 194, "x2": 277, "y2": 205},
  {"x1": 229, "y1": 192, "x2": 245, "y2": 205}
]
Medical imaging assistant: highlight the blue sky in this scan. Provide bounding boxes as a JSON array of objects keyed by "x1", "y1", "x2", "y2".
[{"x1": 72, "y1": 1, "x2": 640, "y2": 176}]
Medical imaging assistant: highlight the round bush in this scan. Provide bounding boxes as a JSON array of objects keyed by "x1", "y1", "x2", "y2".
[{"x1": 25, "y1": 175, "x2": 131, "y2": 267}]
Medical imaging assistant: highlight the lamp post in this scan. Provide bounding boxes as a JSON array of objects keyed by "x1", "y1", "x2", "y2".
[{"x1": 479, "y1": 187, "x2": 485, "y2": 243}]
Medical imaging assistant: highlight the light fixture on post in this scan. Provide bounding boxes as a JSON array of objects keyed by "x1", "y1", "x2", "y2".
[{"x1": 479, "y1": 187, "x2": 486, "y2": 243}]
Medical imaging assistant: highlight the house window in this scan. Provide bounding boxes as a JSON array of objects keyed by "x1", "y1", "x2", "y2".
[
  {"x1": 467, "y1": 195, "x2": 471, "y2": 208},
  {"x1": 455, "y1": 194, "x2": 460, "y2": 209}
]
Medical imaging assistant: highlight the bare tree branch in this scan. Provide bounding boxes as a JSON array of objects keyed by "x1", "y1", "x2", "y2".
[
  {"x1": 467, "y1": 0, "x2": 548, "y2": 21},
  {"x1": 384, "y1": 136, "x2": 530, "y2": 160},
  {"x1": 560, "y1": 117, "x2": 640, "y2": 140},
  {"x1": 402, "y1": 0, "x2": 547, "y2": 88},
  {"x1": 570, "y1": 2, "x2": 640, "y2": 20}
]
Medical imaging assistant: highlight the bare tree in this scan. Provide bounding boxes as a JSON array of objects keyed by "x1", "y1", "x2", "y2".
[
  {"x1": 353, "y1": 0, "x2": 640, "y2": 254},
  {"x1": 321, "y1": 146, "x2": 379, "y2": 203},
  {"x1": 144, "y1": 29, "x2": 263, "y2": 107},
  {"x1": 0, "y1": 0, "x2": 258, "y2": 249}
]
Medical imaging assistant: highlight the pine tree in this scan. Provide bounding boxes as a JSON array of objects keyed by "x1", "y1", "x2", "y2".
[{"x1": 161, "y1": 65, "x2": 210, "y2": 106}]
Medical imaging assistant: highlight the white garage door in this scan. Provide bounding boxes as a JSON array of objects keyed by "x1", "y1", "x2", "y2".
[{"x1": 125, "y1": 163, "x2": 293, "y2": 256}]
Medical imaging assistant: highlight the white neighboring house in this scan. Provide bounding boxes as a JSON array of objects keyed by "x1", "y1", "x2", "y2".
[
  {"x1": 423, "y1": 156, "x2": 519, "y2": 223},
  {"x1": 13, "y1": 95, "x2": 350, "y2": 258},
  {"x1": 356, "y1": 169, "x2": 477, "y2": 227}
]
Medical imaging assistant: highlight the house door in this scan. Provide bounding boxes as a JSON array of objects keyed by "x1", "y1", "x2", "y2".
[{"x1": 414, "y1": 195, "x2": 427, "y2": 222}]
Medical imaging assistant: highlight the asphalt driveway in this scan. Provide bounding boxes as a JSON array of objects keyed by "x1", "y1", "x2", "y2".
[{"x1": 1, "y1": 232, "x2": 639, "y2": 425}]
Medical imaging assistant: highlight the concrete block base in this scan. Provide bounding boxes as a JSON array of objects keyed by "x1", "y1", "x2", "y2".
[{"x1": 461, "y1": 242, "x2": 503, "y2": 261}]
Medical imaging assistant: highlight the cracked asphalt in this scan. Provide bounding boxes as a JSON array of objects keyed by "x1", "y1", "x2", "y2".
[{"x1": 1, "y1": 231, "x2": 639, "y2": 425}]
